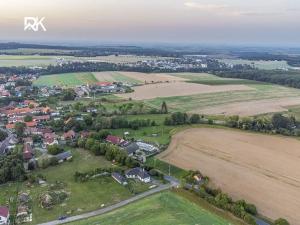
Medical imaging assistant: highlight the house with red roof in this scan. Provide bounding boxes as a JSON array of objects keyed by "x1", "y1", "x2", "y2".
[
  {"x1": 23, "y1": 144, "x2": 33, "y2": 161},
  {"x1": 63, "y1": 130, "x2": 76, "y2": 140},
  {"x1": 0, "y1": 206, "x2": 9, "y2": 225},
  {"x1": 105, "y1": 135, "x2": 124, "y2": 145}
]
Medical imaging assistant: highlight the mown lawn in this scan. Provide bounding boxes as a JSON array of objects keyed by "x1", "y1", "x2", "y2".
[
  {"x1": 34, "y1": 72, "x2": 98, "y2": 87},
  {"x1": 0, "y1": 149, "x2": 135, "y2": 224},
  {"x1": 69, "y1": 191, "x2": 239, "y2": 225}
]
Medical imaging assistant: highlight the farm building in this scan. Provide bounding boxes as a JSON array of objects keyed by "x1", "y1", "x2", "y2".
[{"x1": 136, "y1": 142, "x2": 158, "y2": 152}]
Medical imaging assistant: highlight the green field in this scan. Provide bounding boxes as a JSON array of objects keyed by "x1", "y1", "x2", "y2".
[
  {"x1": 145, "y1": 84, "x2": 300, "y2": 113},
  {"x1": 94, "y1": 71, "x2": 142, "y2": 84},
  {"x1": 69, "y1": 191, "x2": 239, "y2": 225},
  {"x1": 219, "y1": 59, "x2": 293, "y2": 70},
  {"x1": 0, "y1": 149, "x2": 135, "y2": 224},
  {"x1": 170, "y1": 72, "x2": 262, "y2": 85},
  {"x1": 0, "y1": 55, "x2": 59, "y2": 67},
  {"x1": 34, "y1": 72, "x2": 98, "y2": 87}
]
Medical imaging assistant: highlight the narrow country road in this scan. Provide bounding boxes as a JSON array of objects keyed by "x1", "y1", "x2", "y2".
[{"x1": 38, "y1": 183, "x2": 173, "y2": 225}]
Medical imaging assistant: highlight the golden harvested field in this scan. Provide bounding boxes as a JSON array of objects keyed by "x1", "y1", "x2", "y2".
[
  {"x1": 159, "y1": 128, "x2": 300, "y2": 225},
  {"x1": 194, "y1": 97, "x2": 300, "y2": 116},
  {"x1": 117, "y1": 82, "x2": 253, "y2": 100}
]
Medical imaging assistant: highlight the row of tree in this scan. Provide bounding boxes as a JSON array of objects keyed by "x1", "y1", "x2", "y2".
[
  {"x1": 164, "y1": 112, "x2": 201, "y2": 125},
  {"x1": 77, "y1": 138, "x2": 139, "y2": 168},
  {"x1": 226, "y1": 114, "x2": 300, "y2": 136}
]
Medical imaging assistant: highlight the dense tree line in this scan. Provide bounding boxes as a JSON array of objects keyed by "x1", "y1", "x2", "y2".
[
  {"x1": 164, "y1": 112, "x2": 201, "y2": 125},
  {"x1": 226, "y1": 114, "x2": 300, "y2": 136},
  {"x1": 188, "y1": 185, "x2": 257, "y2": 225},
  {"x1": 0, "y1": 150, "x2": 25, "y2": 184},
  {"x1": 215, "y1": 69, "x2": 300, "y2": 89},
  {"x1": 77, "y1": 137, "x2": 139, "y2": 168}
]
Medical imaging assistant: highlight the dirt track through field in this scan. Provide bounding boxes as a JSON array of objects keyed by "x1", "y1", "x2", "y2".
[
  {"x1": 117, "y1": 82, "x2": 253, "y2": 100},
  {"x1": 159, "y1": 128, "x2": 300, "y2": 224}
]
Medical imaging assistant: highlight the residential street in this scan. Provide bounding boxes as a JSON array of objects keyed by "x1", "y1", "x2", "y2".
[{"x1": 38, "y1": 183, "x2": 174, "y2": 225}]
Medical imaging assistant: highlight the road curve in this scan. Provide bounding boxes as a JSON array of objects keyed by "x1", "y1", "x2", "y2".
[{"x1": 38, "y1": 184, "x2": 172, "y2": 225}]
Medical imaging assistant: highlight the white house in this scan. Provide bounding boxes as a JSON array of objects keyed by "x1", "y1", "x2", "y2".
[
  {"x1": 125, "y1": 167, "x2": 151, "y2": 183},
  {"x1": 0, "y1": 206, "x2": 9, "y2": 225}
]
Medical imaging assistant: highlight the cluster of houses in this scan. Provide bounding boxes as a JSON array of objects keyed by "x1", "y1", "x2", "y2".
[
  {"x1": 112, "y1": 167, "x2": 151, "y2": 186},
  {"x1": 105, "y1": 134, "x2": 159, "y2": 160}
]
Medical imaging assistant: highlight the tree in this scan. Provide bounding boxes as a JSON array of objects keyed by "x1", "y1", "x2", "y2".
[
  {"x1": 161, "y1": 101, "x2": 168, "y2": 114},
  {"x1": 0, "y1": 130, "x2": 8, "y2": 142},
  {"x1": 15, "y1": 122, "x2": 26, "y2": 137},
  {"x1": 47, "y1": 144, "x2": 64, "y2": 155},
  {"x1": 61, "y1": 89, "x2": 76, "y2": 101},
  {"x1": 272, "y1": 114, "x2": 291, "y2": 129},
  {"x1": 24, "y1": 115, "x2": 33, "y2": 122},
  {"x1": 190, "y1": 114, "x2": 200, "y2": 124},
  {"x1": 274, "y1": 218, "x2": 290, "y2": 225}
]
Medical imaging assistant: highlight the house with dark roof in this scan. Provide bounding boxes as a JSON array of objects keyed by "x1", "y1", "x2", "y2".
[
  {"x1": 125, "y1": 167, "x2": 151, "y2": 183},
  {"x1": 106, "y1": 135, "x2": 124, "y2": 145},
  {"x1": 55, "y1": 151, "x2": 72, "y2": 163},
  {"x1": 122, "y1": 142, "x2": 139, "y2": 156},
  {"x1": 0, "y1": 206, "x2": 9, "y2": 225},
  {"x1": 111, "y1": 172, "x2": 127, "y2": 185}
]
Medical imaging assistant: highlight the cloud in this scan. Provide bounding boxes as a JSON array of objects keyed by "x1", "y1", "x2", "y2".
[
  {"x1": 184, "y1": 1, "x2": 285, "y2": 17},
  {"x1": 184, "y1": 2, "x2": 228, "y2": 11}
]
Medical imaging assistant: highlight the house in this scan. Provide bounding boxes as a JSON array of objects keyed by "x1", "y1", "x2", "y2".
[
  {"x1": 23, "y1": 137, "x2": 33, "y2": 146},
  {"x1": 0, "y1": 134, "x2": 18, "y2": 155},
  {"x1": 125, "y1": 167, "x2": 151, "y2": 183},
  {"x1": 122, "y1": 142, "x2": 139, "y2": 156},
  {"x1": 111, "y1": 172, "x2": 127, "y2": 185},
  {"x1": 55, "y1": 151, "x2": 72, "y2": 163},
  {"x1": 0, "y1": 206, "x2": 9, "y2": 225},
  {"x1": 63, "y1": 130, "x2": 76, "y2": 140},
  {"x1": 106, "y1": 135, "x2": 124, "y2": 145},
  {"x1": 23, "y1": 144, "x2": 33, "y2": 161}
]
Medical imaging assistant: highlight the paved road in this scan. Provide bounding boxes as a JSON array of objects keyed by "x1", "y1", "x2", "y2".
[{"x1": 38, "y1": 183, "x2": 173, "y2": 225}]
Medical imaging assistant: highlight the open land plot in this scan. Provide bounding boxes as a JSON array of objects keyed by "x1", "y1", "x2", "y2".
[
  {"x1": 33, "y1": 72, "x2": 98, "y2": 87},
  {"x1": 83, "y1": 55, "x2": 172, "y2": 64},
  {"x1": 0, "y1": 55, "x2": 58, "y2": 67},
  {"x1": 145, "y1": 84, "x2": 300, "y2": 116},
  {"x1": 159, "y1": 128, "x2": 300, "y2": 225},
  {"x1": 117, "y1": 71, "x2": 187, "y2": 83},
  {"x1": 69, "y1": 191, "x2": 238, "y2": 225},
  {"x1": 219, "y1": 59, "x2": 293, "y2": 70},
  {"x1": 170, "y1": 72, "x2": 262, "y2": 85},
  {"x1": 0, "y1": 149, "x2": 134, "y2": 224},
  {"x1": 116, "y1": 82, "x2": 253, "y2": 100},
  {"x1": 93, "y1": 71, "x2": 142, "y2": 84}
]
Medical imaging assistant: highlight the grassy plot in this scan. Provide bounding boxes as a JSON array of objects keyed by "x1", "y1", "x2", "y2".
[
  {"x1": 219, "y1": 59, "x2": 293, "y2": 70},
  {"x1": 0, "y1": 55, "x2": 58, "y2": 67},
  {"x1": 33, "y1": 72, "x2": 98, "y2": 87},
  {"x1": 93, "y1": 71, "x2": 142, "y2": 84},
  {"x1": 170, "y1": 72, "x2": 262, "y2": 85},
  {"x1": 0, "y1": 149, "x2": 134, "y2": 224},
  {"x1": 145, "y1": 84, "x2": 300, "y2": 113},
  {"x1": 69, "y1": 191, "x2": 238, "y2": 225}
]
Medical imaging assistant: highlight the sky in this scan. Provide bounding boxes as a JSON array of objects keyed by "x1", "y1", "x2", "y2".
[{"x1": 0, "y1": 0, "x2": 299, "y2": 46}]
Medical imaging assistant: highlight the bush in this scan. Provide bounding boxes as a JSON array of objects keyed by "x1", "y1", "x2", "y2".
[
  {"x1": 274, "y1": 218, "x2": 290, "y2": 225},
  {"x1": 47, "y1": 144, "x2": 64, "y2": 155}
]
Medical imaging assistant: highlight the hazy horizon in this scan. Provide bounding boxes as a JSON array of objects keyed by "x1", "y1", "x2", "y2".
[{"x1": 0, "y1": 0, "x2": 299, "y2": 47}]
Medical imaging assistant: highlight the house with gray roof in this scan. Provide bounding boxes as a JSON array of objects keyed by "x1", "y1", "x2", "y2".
[{"x1": 125, "y1": 167, "x2": 151, "y2": 183}]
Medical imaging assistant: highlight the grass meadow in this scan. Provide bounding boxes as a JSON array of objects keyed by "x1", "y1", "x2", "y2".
[
  {"x1": 33, "y1": 72, "x2": 98, "y2": 87},
  {"x1": 69, "y1": 191, "x2": 241, "y2": 225}
]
